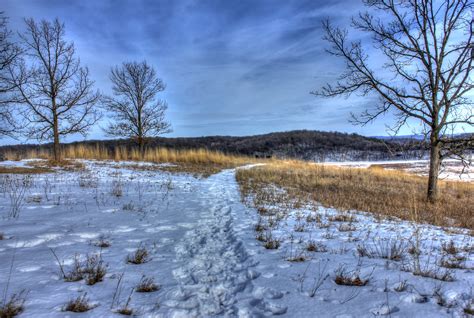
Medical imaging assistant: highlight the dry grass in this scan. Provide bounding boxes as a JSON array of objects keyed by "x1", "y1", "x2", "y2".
[
  {"x1": 0, "y1": 292, "x2": 26, "y2": 317},
  {"x1": 334, "y1": 266, "x2": 369, "y2": 286},
  {"x1": 135, "y1": 276, "x2": 160, "y2": 293},
  {"x1": 1, "y1": 144, "x2": 254, "y2": 176},
  {"x1": 117, "y1": 307, "x2": 134, "y2": 316},
  {"x1": 126, "y1": 246, "x2": 150, "y2": 265},
  {"x1": 52, "y1": 252, "x2": 107, "y2": 284},
  {"x1": 0, "y1": 166, "x2": 52, "y2": 174},
  {"x1": 236, "y1": 160, "x2": 474, "y2": 230},
  {"x1": 63, "y1": 294, "x2": 95, "y2": 313}
]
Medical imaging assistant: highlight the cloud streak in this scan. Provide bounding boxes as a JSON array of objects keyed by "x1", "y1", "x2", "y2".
[{"x1": 2, "y1": 0, "x2": 420, "y2": 144}]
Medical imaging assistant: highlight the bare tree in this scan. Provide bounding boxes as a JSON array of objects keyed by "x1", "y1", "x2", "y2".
[
  {"x1": 103, "y1": 61, "x2": 171, "y2": 157},
  {"x1": 315, "y1": 0, "x2": 473, "y2": 201},
  {"x1": 0, "y1": 12, "x2": 21, "y2": 137},
  {"x1": 9, "y1": 18, "x2": 100, "y2": 161}
]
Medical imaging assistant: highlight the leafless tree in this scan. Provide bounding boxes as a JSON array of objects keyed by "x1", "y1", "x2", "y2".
[
  {"x1": 8, "y1": 18, "x2": 100, "y2": 161},
  {"x1": 315, "y1": 0, "x2": 473, "y2": 201},
  {"x1": 103, "y1": 61, "x2": 171, "y2": 157},
  {"x1": 0, "y1": 12, "x2": 21, "y2": 137}
]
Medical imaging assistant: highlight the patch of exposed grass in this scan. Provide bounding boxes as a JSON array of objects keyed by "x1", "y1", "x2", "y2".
[
  {"x1": 63, "y1": 294, "x2": 95, "y2": 313},
  {"x1": 306, "y1": 241, "x2": 327, "y2": 252},
  {"x1": 135, "y1": 276, "x2": 160, "y2": 293},
  {"x1": 117, "y1": 307, "x2": 133, "y2": 316},
  {"x1": 0, "y1": 166, "x2": 52, "y2": 174},
  {"x1": 236, "y1": 161, "x2": 474, "y2": 230},
  {"x1": 51, "y1": 252, "x2": 107, "y2": 284},
  {"x1": 27, "y1": 159, "x2": 85, "y2": 171},
  {"x1": 334, "y1": 266, "x2": 369, "y2": 286},
  {"x1": 157, "y1": 163, "x2": 236, "y2": 178},
  {"x1": 126, "y1": 246, "x2": 151, "y2": 265},
  {"x1": 0, "y1": 292, "x2": 26, "y2": 317}
]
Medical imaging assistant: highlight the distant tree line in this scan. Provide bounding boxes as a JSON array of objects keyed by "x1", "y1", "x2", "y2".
[
  {"x1": 0, "y1": 14, "x2": 170, "y2": 161},
  {"x1": 0, "y1": 129, "x2": 439, "y2": 162}
]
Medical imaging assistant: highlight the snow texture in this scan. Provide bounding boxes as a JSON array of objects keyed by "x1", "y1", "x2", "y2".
[{"x1": 0, "y1": 159, "x2": 472, "y2": 317}]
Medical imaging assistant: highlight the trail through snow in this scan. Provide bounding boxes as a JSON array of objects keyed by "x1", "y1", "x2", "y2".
[{"x1": 164, "y1": 169, "x2": 287, "y2": 317}]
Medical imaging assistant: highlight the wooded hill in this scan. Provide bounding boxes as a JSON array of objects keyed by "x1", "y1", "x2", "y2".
[{"x1": 0, "y1": 130, "x2": 430, "y2": 162}]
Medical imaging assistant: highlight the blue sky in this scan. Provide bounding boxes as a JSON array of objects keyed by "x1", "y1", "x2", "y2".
[{"x1": 1, "y1": 0, "x2": 449, "y2": 144}]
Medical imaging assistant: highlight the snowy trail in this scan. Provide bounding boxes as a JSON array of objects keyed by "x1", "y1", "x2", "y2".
[{"x1": 164, "y1": 169, "x2": 287, "y2": 317}]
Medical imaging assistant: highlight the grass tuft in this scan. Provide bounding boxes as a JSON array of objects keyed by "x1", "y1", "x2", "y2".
[
  {"x1": 0, "y1": 292, "x2": 26, "y2": 317},
  {"x1": 334, "y1": 266, "x2": 369, "y2": 286},
  {"x1": 126, "y1": 246, "x2": 150, "y2": 265},
  {"x1": 64, "y1": 294, "x2": 94, "y2": 313},
  {"x1": 306, "y1": 241, "x2": 327, "y2": 253},
  {"x1": 135, "y1": 276, "x2": 160, "y2": 293}
]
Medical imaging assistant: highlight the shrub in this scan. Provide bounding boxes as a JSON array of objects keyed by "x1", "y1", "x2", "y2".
[
  {"x1": 52, "y1": 251, "x2": 107, "y2": 284},
  {"x1": 135, "y1": 276, "x2": 160, "y2": 293},
  {"x1": 64, "y1": 294, "x2": 94, "y2": 313},
  {"x1": 94, "y1": 236, "x2": 111, "y2": 248},
  {"x1": 356, "y1": 238, "x2": 406, "y2": 261},
  {"x1": 126, "y1": 246, "x2": 150, "y2": 264},
  {"x1": 306, "y1": 241, "x2": 327, "y2": 253},
  {"x1": 111, "y1": 179, "x2": 123, "y2": 197},
  {"x1": 334, "y1": 266, "x2": 369, "y2": 286},
  {"x1": 83, "y1": 254, "x2": 107, "y2": 285},
  {"x1": 0, "y1": 292, "x2": 26, "y2": 317},
  {"x1": 441, "y1": 240, "x2": 459, "y2": 255}
]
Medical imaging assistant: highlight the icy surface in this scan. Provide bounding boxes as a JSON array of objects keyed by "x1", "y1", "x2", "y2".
[{"x1": 0, "y1": 160, "x2": 472, "y2": 317}]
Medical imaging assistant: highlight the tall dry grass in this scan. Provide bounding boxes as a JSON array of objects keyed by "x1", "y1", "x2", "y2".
[
  {"x1": 2, "y1": 144, "x2": 254, "y2": 175},
  {"x1": 236, "y1": 160, "x2": 474, "y2": 230}
]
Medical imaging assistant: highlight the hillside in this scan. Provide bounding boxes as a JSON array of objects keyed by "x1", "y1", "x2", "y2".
[{"x1": 0, "y1": 130, "x2": 429, "y2": 162}]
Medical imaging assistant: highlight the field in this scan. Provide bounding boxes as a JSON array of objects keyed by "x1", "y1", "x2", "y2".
[
  {"x1": 237, "y1": 160, "x2": 474, "y2": 230},
  {"x1": 0, "y1": 154, "x2": 473, "y2": 317}
]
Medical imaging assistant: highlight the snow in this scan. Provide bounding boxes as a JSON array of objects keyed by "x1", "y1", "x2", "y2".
[
  {"x1": 0, "y1": 160, "x2": 472, "y2": 317},
  {"x1": 0, "y1": 160, "x2": 37, "y2": 169},
  {"x1": 323, "y1": 159, "x2": 473, "y2": 182}
]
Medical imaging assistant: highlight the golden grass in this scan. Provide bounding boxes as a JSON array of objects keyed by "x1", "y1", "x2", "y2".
[
  {"x1": 2, "y1": 144, "x2": 254, "y2": 176},
  {"x1": 0, "y1": 166, "x2": 53, "y2": 174},
  {"x1": 236, "y1": 160, "x2": 474, "y2": 230},
  {"x1": 4, "y1": 143, "x2": 472, "y2": 230}
]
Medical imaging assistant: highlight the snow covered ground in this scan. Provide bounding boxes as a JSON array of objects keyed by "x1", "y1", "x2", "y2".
[
  {"x1": 323, "y1": 159, "x2": 473, "y2": 182},
  {"x1": 0, "y1": 160, "x2": 473, "y2": 317}
]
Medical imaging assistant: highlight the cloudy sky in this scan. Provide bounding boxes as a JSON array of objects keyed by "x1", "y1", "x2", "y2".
[{"x1": 1, "y1": 0, "x2": 454, "y2": 144}]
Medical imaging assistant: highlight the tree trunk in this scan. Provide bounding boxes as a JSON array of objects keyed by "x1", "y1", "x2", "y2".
[
  {"x1": 53, "y1": 114, "x2": 60, "y2": 162},
  {"x1": 427, "y1": 140, "x2": 440, "y2": 202},
  {"x1": 138, "y1": 136, "x2": 144, "y2": 160}
]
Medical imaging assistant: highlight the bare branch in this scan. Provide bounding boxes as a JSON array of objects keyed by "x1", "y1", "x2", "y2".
[
  {"x1": 316, "y1": 0, "x2": 474, "y2": 201},
  {"x1": 103, "y1": 60, "x2": 171, "y2": 153},
  {"x1": 8, "y1": 18, "x2": 101, "y2": 160}
]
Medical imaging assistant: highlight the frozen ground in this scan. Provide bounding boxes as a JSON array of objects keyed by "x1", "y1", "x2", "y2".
[
  {"x1": 323, "y1": 159, "x2": 473, "y2": 182},
  {"x1": 0, "y1": 160, "x2": 473, "y2": 317}
]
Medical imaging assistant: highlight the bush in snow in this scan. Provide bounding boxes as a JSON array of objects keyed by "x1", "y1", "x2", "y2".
[
  {"x1": 135, "y1": 276, "x2": 160, "y2": 293},
  {"x1": 0, "y1": 291, "x2": 26, "y2": 317},
  {"x1": 334, "y1": 265, "x2": 369, "y2": 286},
  {"x1": 63, "y1": 293, "x2": 95, "y2": 313},
  {"x1": 126, "y1": 245, "x2": 151, "y2": 264}
]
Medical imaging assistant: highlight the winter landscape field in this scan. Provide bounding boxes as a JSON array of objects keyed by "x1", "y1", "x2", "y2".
[
  {"x1": 1, "y1": 0, "x2": 474, "y2": 317},
  {"x1": 0, "y1": 157, "x2": 472, "y2": 317}
]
